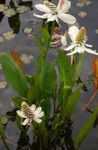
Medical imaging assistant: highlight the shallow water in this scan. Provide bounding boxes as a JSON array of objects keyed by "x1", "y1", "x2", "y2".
[{"x1": 0, "y1": 0, "x2": 98, "y2": 149}]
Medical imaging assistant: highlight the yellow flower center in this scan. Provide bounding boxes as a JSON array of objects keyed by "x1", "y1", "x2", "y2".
[
  {"x1": 76, "y1": 27, "x2": 87, "y2": 45},
  {"x1": 21, "y1": 102, "x2": 34, "y2": 119},
  {"x1": 44, "y1": 1, "x2": 57, "y2": 15}
]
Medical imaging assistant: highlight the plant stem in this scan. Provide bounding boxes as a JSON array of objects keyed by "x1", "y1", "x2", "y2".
[{"x1": 0, "y1": 132, "x2": 10, "y2": 150}]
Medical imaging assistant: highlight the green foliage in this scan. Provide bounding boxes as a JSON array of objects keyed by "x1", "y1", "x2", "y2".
[
  {"x1": 57, "y1": 51, "x2": 73, "y2": 87},
  {"x1": 40, "y1": 99, "x2": 50, "y2": 121},
  {"x1": 76, "y1": 106, "x2": 98, "y2": 148},
  {"x1": 64, "y1": 84, "x2": 83, "y2": 117},
  {"x1": 50, "y1": 115, "x2": 60, "y2": 142},
  {"x1": 35, "y1": 27, "x2": 50, "y2": 57},
  {"x1": 27, "y1": 58, "x2": 57, "y2": 104},
  {"x1": 12, "y1": 97, "x2": 25, "y2": 109},
  {"x1": 0, "y1": 53, "x2": 28, "y2": 97},
  {"x1": 73, "y1": 54, "x2": 85, "y2": 82},
  {"x1": 0, "y1": 116, "x2": 10, "y2": 150}
]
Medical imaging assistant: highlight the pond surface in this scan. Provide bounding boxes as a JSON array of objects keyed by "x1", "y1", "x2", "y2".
[{"x1": 0, "y1": 0, "x2": 98, "y2": 149}]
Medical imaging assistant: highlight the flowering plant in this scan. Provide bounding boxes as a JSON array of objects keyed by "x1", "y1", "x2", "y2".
[{"x1": 0, "y1": 0, "x2": 98, "y2": 150}]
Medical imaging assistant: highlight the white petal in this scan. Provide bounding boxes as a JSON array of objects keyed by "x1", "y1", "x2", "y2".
[
  {"x1": 68, "y1": 26, "x2": 79, "y2": 42},
  {"x1": 37, "y1": 111, "x2": 44, "y2": 118},
  {"x1": 75, "y1": 46, "x2": 84, "y2": 53},
  {"x1": 67, "y1": 49, "x2": 77, "y2": 55},
  {"x1": 30, "y1": 104, "x2": 36, "y2": 111},
  {"x1": 58, "y1": 14, "x2": 76, "y2": 24},
  {"x1": 35, "y1": 107, "x2": 42, "y2": 115},
  {"x1": 85, "y1": 48, "x2": 98, "y2": 55},
  {"x1": 85, "y1": 44, "x2": 93, "y2": 47},
  {"x1": 65, "y1": 44, "x2": 76, "y2": 51},
  {"x1": 46, "y1": 15, "x2": 57, "y2": 22},
  {"x1": 17, "y1": 110, "x2": 26, "y2": 118},
  {"x1": 22, "y1": 118, "x2": 29, "y2": 125},
  {"x1": 57, "y1": 0, "x2": 71, "y2": 13},
  {"x1": 61, "y1": 35, "x2": 67, "y2": 46},
  {"x1": 34, "y1": 13, "x2": 50, "y2": 19},
  {"x1": 33, "y1": 118, "x2": 42, "y2": 123},
  {"x1": 34, "y1": 4, "x2": 51, "y2": 13}
]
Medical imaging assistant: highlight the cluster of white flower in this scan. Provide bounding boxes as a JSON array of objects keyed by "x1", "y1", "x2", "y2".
[
  {"x1": 17, "y1": 0, "x2": 98, "y2": 126},
  {"x1": 34, "y1": 0, "x2": 98, "y2": 56}
]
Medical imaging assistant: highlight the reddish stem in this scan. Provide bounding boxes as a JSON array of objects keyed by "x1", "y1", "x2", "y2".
[{"x1": 82, "y1": 90, "x2": 98, "y2": 112}]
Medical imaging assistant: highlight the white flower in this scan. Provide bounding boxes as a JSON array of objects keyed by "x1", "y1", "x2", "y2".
[
  {"x1": 0, "y1": 4, "x2": 8, "y2": 12},
  {"x1": 64, "y1": 26, "x2": 98, "y2": 55},
  {"x1": 17, "y1": 101, "x2": 44, "y2": 125},
  {"x1": 3, "y1": 8, "x2": 16, "y2": 17},
  {"x1": 34, "y1": 0, "x2": 76, "y2": 26}
]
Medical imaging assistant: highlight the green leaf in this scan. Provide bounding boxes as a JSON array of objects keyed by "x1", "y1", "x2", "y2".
[
  {"x1": 37, "y1": 59, "x2": 57, "y2": 98},
  {"x1": 40, "y1": 99, "x2": 50, "y2": 121},
  {"x1": 40, "y1": 28, "x2": 50, "y2": 46},
  {"x1": 12, "y1": 97, "x2": 24, "y2": 109},
  {"x1": 76, "y1": 106, "x2": 98, "y2": 147},
  {"x1": 57, "y1": 51, "x2": 73, "y2": 87},
  {"x1": 73, "y1": 53, "x2": 85, "y2": 82},
  {"x1": 0, "y1": 116, "x2": 8, "y2": 125},
  {"x1": 0, "y1": 53, "x2": 28, "y2": 97},
  {"x1": 64, "y1": 84, "x2": 82, "y2": 117}
]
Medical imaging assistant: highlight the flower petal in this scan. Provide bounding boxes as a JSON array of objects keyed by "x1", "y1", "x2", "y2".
[
  {"x1": 68, "y1": 26, "x2": 79, "y2": 42},
  {"x1": 37, "y1": 111, "x2": 44, "y2": 118},
  {"x1": 46, "y1": 15, "x2": 57, "y2": 22},
  {"x1": 34, "y1": 13, "x2": 50, "y2": 19},
  {"x1": 34, "y1": 4, "x2": 51, "y2": 13},
  {"x1": 33, "y1": 118, "x2": 42, "y2": 123},
  {"x1": 61, "y1": 35, "x2": 67, "y2": 46},
  {"x1": 85, "y1": 48, "x2": 98, "y2": 55},
  {"x1": 75, "y1": 46, "x2": 84, "y2": 53},
  {"x1": 67, "y1": 49, "x2": 77, "y2": 55},
  {"x1": 57, "y1": 0, "x2": 71, "y2": 13},
  {"x1": 17, "y1": 110, "x2": 26, "y2": 118},
  {"x1": 35, "y1": 107, "x2": 42, "y2": 115},
  {"x1": 58, "y1": 14, "x2": 76, "y2": 24},
  {"x1": 22, "y1": 118, "x2": 29, "y2": 126},
  {"x1": 85, "y1": 44, "x2": 93, "y2": 47},
  {"x1": 65, "y1": 44, "x2": 76, "y2": 51},
  {"x1": 31, "y1": 104, "x2": 36, "y2": 111}
]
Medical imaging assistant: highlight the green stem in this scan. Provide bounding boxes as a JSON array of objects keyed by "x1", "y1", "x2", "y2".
[{"x1": 0, "y1": 131, "x2": 10, "y2": 150}]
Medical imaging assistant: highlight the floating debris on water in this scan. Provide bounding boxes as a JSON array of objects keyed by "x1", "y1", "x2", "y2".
[
  {"x1": 3, "y1": 8, "x2": 16, "y2": 17},
  {"x1": 78, "y1": 11, "x2": 87, "y2": 17},
  {"x1": 2, "y1": 31, "x2": 16, "y2": 40},
  {"x1": 24, "y1": 28, "x2": 32, "y2": 34},
  {"x1": 20, "y1": 54, "x2": 34, "y2": 64},
  {"x1": 0, "y1": 81, "x2": 7, "y2": 89},
  {"x1": 16, "y1": 6, "x2": 30, "y2": 14}
]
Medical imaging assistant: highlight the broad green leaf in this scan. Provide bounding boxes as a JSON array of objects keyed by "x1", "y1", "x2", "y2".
[
  {"x1": 40, "y1": 98, "x2": 50, "y2": 121},
  {"x1": 38, "y1": 60, "x2": 57, "y2": 97},
  {"x1": 57, "y1": 51, "x2": 72, "y2": 86},
  {"x1": 0, "y1": 53, "x2": 28, "y2": 97},
  {"x1": 76, "y1": 106, "x2": 98, "y2": 147},
  {"x1": 73, "y1": 53, "x2": 85, "y2": 82},
  {"x1": 64, "y1": 84, "x2": 82, "y2": 117}
]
